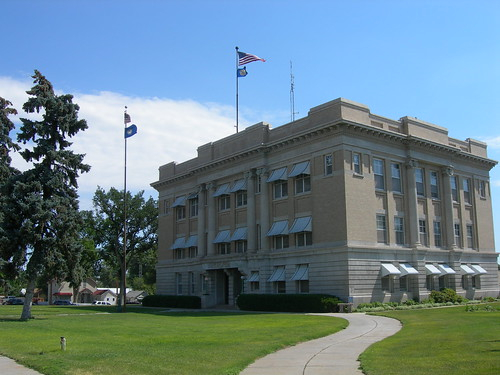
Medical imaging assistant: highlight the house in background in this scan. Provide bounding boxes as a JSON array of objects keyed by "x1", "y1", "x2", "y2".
[
  {"x1": 93, "y1": 289, "x2": 117, "y2": 305},
  {"x1": 48, "y1": 278, "x2": 133, "y2": 305},
  {"x1": 126, "y1": 290, "x2": 148, "y2": 304}
]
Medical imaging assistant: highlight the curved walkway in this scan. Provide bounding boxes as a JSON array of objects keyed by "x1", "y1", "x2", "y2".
[{"x1": 240, "y1": 313, "x2": 402, "y2": 375}]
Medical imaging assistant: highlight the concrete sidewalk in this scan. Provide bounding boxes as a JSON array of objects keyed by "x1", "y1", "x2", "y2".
[
  {"x1": 240, "y1": 313, "x2": 402, "y2": 375},
  {"x1": 0, "y1": 355, "x2": 44, "y2": 375}
]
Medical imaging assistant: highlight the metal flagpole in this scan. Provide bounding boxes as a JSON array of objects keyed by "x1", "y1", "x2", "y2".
[
  {"x1": 235, "y1": 46, "x2": 239, "y2": 133},
  {"x1": 122, "y1": 107, "x2": 128, "y2": 313}
]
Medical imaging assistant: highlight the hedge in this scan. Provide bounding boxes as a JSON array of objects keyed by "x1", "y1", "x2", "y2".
[
  {"x1": 142, "y1": 294, "x2": 201, "y2": 309},
  {"x1": 236, "y1": 293, "x2": 343, "y2": 313}
]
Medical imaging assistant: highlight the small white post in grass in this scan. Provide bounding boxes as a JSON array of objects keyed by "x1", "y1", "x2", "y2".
[{"x1": 60, "y1": 337, "x2": 66, "y2": 351}]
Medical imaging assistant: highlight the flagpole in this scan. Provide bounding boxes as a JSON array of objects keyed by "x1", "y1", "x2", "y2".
[
  {"x1": 122, "y1": 107, "x2": 128, "y2": 313},
  {"x1": 235, "y1": 46, "x2": 239, "y2": 133}
]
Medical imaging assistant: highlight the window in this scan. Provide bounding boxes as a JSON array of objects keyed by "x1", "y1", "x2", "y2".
[
  {"x1": 394, "y1": 217, "x2": 405, "y2": 245},
  {"x1": 461, "y1": 275, "x2": 470, "y2": 290},
  {"x1": 218, "y1": 243, "x2": 230, "y2": 255},
  {"x1": 176, "y1": 273, "x2": 183, "y2": 295},
  {"x1": 274, "y1": 180, "x2": 288, "y2": 199},
  {"x1": 479, "y1": 180, "x2": 486, "y2": 198},
  {"x1": 256, "y1": 175, "x2": 262, "y2": 193},
  {"x1": 466, "y1": 224, "x2": 474, "y2": 249},
  {"x1": 353, "y1": 153, "x2": 362, "y2": 174},
  {"x1": 454, "y1": 223, "x2": 461, "y2": 248},
  {"x1": 472, "y1": 275, "x2": 481, "y2": 289},
  {"x1": 295, "y1": 174, "x2": 311, "y2": 194},
  {"x1": 235, "y1": 240, "x2": 247, "y2": 253},
  {"x1": 274, "y1": 235, "x2": 289, "y2": 250},
  {"x1": 189, "y1": 272, "x2": 195, "y2": 295},
  {"x1": 373, "y1": 158, "x2": 385, "y2": 190},
  {"x1": 419, "y1": 220, "x2": 427, "y2": 246},
  {"x1": 433, "y1": 221, "x2": 442, "y2": 247},
  {"x1": 391, "y1": 163, "x2": 402, "y2": 193},
  {"x1": 163, "y1": 200, "x2": 170, "y2": 215},
  {"x1": 292, "y1": 264, "x2": 309, "y2": 293},
  {"x1": 188, "y1": 246, "x2": 197, "y2": 258},
  {"x1": 236, "y1": 191, "x2": 247, "y2": 207},
  {"x1": 296, "y1": 232, "x2": 312, "y2": 247},
  {"x1": 399, "y1": 276, "x2": 409, "y2": 292},
  {"x1": 415, "y1": 168, "x2": 425, "y2": 196},
  {"x1": 324, "y1": 154, "x2": 333, "y2": 175},
  {"x1": 381, "y1": 276, "x2": 394, "y2": 292},
  {"x1": 176, "y1": 206, "x2": 186, "y2": 221},
  {"x1": 376, "y1": 214, "x2": 387, "y2": 243},
  {"x1": 174, "y1": 248, "x2": 184, "y2": 259},
  {"x1": 249, "y1": 271, "x2": 260, "y2": 292},
  {"x1": 451, "y1": 176, "x2": 459, "y2": 202},
  {"x1": 438, "y1": 275, "x2": 449, "y2": 290},
  {"x1": 268, "y1": 266, "x2": 286, "y2": 294},
  {"x1": 219, "y1": 195, "x2": 230, "y2": 211},
  {"x1": 426, "y1": 275, "x2": 437, "y2": 291},
  {"x1": 189, "y1": 197, "x2": 198, "y2": 217},
  {"x1": 463, "y1": 178, "x2": 471, "y2": 204},
  {"x1": 430, "y1": 171, "x2": 439, "y2": 199}
]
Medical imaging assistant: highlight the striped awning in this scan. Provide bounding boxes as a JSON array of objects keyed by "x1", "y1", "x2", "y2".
[
  {"x1": 172, "y1": 196, "x2": 186, "y2": 207},
  {"x1": 267, "y1": 167, "x2": 288, "y2": 182},
  {"x1": 289, "y1": 216, "x2": 312, "y2": 233},
  {"x1": 267, "y1": 220, "x2": 289, "y2": 236},
  {"x1": 289, "y1": 161, "x2": 310, "y2": 177},
  {"x1": 291, "y1": 264, "x2": 309, "y2": 281}
]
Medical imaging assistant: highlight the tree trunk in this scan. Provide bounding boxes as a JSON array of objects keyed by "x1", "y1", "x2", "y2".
[{"x1": 20, "y1": 278, "x2": 36, "y2": 321}]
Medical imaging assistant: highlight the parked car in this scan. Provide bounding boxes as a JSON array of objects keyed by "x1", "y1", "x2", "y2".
[
  {"x1": 3, "y1": 298, "x2": 24, "y2": 305},
  {"x1": 53, "y1": 300, "x2": 75, "y2": 305},
  {"x1": 92, "y1": 301, "x2": 111, "y2": 305}
]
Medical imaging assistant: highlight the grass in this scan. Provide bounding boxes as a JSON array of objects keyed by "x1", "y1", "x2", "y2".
[
  {"x1": 0, "y1": 305, "x2": 347, "y2": 375},
  {"x1": 359, "y1": 302, "x2": 500, "y2": 375}
]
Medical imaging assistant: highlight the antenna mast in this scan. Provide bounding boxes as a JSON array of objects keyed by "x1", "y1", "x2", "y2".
[{"x1": 290, "y1": 61, "x2": 298, "y2": 122}]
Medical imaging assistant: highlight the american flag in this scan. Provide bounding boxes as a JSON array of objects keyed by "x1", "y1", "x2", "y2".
[
  {"x1": 124, "y1": 113, "x2": 131, "y2": 124},
  {"x1": 238, "y1": 51, "x2": 266, "y2": 66}
]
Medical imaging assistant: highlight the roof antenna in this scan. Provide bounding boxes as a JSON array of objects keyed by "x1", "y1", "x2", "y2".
[{"x1": 290, "y1": 61, "x2": 298, "y2": 122}]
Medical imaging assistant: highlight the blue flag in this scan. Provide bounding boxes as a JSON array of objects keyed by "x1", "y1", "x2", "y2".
[
  {"x1": 237, "y1": 67, "x2": 248, "y2": 77},
  {"x1": 125, "y1": 124, "x2": 137, "y2": 138}
]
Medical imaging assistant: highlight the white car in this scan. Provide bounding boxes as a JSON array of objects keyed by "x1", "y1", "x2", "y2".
[{"x1": 92, "y1": 301, "x2": 111, "y2": 305}]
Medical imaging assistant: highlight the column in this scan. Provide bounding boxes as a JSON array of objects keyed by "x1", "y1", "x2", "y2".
[
  {"x1": 245, "y1": 170, "x2": 257, "y2": 252},
  {"x1": 197, "y1": 184, "x2": 206, "y2": 257}
]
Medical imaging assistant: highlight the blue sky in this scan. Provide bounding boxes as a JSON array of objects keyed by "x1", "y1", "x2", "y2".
[{"x1": 1, "y1": 0, "x2": 499, "y2": 255}]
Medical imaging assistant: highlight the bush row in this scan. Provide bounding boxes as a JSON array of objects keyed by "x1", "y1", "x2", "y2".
[
  {"x1": 142, "y1": 294, "x2": 201, "y2": 309},
  {"x1": 236, "y1": 293, "x2": 343, "y2": 313}
]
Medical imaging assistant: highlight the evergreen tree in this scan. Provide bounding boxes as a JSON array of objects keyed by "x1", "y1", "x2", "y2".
[{"x1": 0, "y1": 71, "x2": 90, "y2": 320}]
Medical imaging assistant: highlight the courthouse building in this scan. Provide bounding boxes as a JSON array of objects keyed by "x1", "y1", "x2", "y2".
[{"x1": 152, "y1": 98, "x2": 498, "y2": 307}]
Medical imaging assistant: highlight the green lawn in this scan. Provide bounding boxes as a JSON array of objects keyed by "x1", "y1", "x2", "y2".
[
  {"x1": 359, "y1": 302, "x2": 500, "y2": 375},
  {"x1": 0, "y1": 305, "x2": 346, "y2": 375}
]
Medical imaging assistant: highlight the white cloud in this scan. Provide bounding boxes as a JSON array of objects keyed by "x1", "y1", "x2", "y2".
[{"x1": 1, "y1": 76, "x2": 242, "y2": 210}]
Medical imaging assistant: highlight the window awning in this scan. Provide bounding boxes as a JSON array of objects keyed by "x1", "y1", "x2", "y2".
[
  {"x1": 231, "y1": 227, "x2": 248, "y2": 241},
  {"x1": 172, "y1": 195, "x2": 186, "y2": 207},
  {"x1": 185, "y1": 235, "x2": 198, "y2": 248},
  {"x1": 291, "y1": 264, "x2": 309, "y2": 280},
  {"x1": 289, "y1": 161, "x2": 310, "y2": 177},
  {"x1": 438, "y1": 264, "x2": 456, "y2": 274},
  {"x1": 268, "y1": 266, "x2": 286, "y2": 282},
  {"x1": 267, "y1": 167, "x2": 288, "y2": 182},
  {"x1": 248, "y1": 272, "x2": 259, "y2": 282},
  {"x1": 471, "y1": 264, "x2": 487, "y2": 274},
  {"x1": 229, "y1": 179, "x2": 247, "y2": 192},
  {"x1": 425, "y1": 264, "x2": 441, "y2": 275},
  {"x1": 213, "y1": 230, "x2": 231, "y2": 243},
  {"x1": 381, "y1": 263, "x2": 401, "y2": 277},
  {"x1": 460, "y1": 264, "x2": 475, "y2": 275},
  {"x1": 187, "y1": 192, "x2": 198, "y2": 199},
  {"x1": 289, "y1": 216, "x2": 312, "y2": 233},
  {"x1": 170, "y1": 237, "x2": 186, "y2": 249},
  {"x1": 399, "y1": 263, "x2": 419, "y2": 276},
  {"x1": 267, "y1": 220, "x2": 289, "y2": 236},
  {"x1": 213, "y1": 183, "x2": 230, "y2": 197}
]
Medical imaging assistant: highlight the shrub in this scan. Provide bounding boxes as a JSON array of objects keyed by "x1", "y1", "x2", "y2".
[
  {"x1": 142, "y1": 294, "x2": 201, "y2": 309},
  {"x1": 429, "y1": 288, "x2": 464, "y2": 303},
  {"x1": 236, "y1": 294, "x2": 343, "y2": 313}
]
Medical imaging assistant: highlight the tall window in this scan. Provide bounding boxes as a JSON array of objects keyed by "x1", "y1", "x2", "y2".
[
  {"x1": 419, "y1": 219, "x2": 428, "y2": 246},
  {"x1": 219, "y1": 195, "x2": 230, "y2": 211},
  {"x1": 176, "y1": 273, "x2": 183, "y2": 295},
  {"x1": 454, "y1": 223, "x2": 461, "y2": 248},
  {"x1": 324, "y1": 154, "x2": 333, "y2": 175},
  {"x1": 391, "y1": 163, "x2": 402, "y2": 193},
  {"x1": 394, "y1": 217, "x2": 405, "y2": 245},
  {"x1": 163, "y1": 200, "x2": 170, "y2": 215},
  {"x1": 236, "y1": 191, "x2": 247, "y2": 207},
  {"x1": 451, "y1": 176, "x2": 459, "y2": 202},
  {"x1": 235, "y1": 240, "x2": 247, "y2": 253},
  {"x1": 373, "y1": 158, "x2": 385, "y2": 190},
  {"x1": 479, "y1": 181, "x2": 486, "y2": 198},
  {"x1": 274, "y1": 180, "x2": 288, "y2": 199},
  {"x1": 376, "y1": 214, "x2": 387, "y2": 243},
  {"x1": 189, "y1": 197, "x2": 198, "y2": 217},
  {"x1": 430, "y1": 171, "x2": 439, "y2": 199},
  {"x1": 176, "y1": 206, "x2": 186, "y2": 221},
  {"x1": 415, "y1": 168, "x2": 425, "y2": 196},
  {"x1": 296, "y1": 232, "x2": 312, "y2": 247},
  {"x1": 466, "y1": 224, "x2": 474, "y2": 249},
  {"x1": 189, "y1": 272, "x2": 195, "y2": 295},
  {"x1": 218, "y1": 243, "x2": 230, "y2": 255},
  {"x1": 295, "y1": 174, "x2": 311, "y2": 194},
  {"x1": 463, "y1": 178, "x2": 471, "y2": 204},
  {"x1": 433, "y1": 221, "x2": 442, "y2": 247},
  {"x1": 353, "y1": 153, "x2": 361, "y2": 174},
  {"x1": 274, "y1": 235, "x2": 289, "y2": 250}
]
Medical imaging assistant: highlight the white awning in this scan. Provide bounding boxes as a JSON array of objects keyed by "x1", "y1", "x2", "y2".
[
  {"x1": 230, "y1": 227, "x2": 248, "y2": 241},
  {"x1": 399, "y1": 263, "x2": 419, "y2": 276},
  {"x1": 268, "y1": 266, "x2": 286, "y2": 282},
  {"x1": 267, "y1": 167, "x2": 288, "y2": 182},
  {"x1": 289, "y1": 161, "x2": 310, "y2": 177},
  {"x1": 381, "y1": 263, "x2": 401, "y2": 277},
  {"x1": 185, "y1": 235, "x2": 198, "y2": 248},
  {"x1": 170, "y1": 237, "x2": 186, "y2": 249},
  {"x1": 289, "y1": 216, "x2": 312, "y2": 233},
  {"x1": 471, "y1": 264, "x2": 487, "y2": 274},
  {"x1": 229, "y1": 179, "x2": 247, "y2": 192},
  {"x1": 248, "y1": 272, "x2": 259, "y2": 282},
  {"x1": 213, "y1": 230, "x2": 231, "y2": 243},
  {"x1": 425, "y1": 264, "x2": 441, "y2": 275},
  {"x1": 267, "y1": 220, "x2": 289, "y2": 236},
  {"x1": 213, "y1": 183, "x2": 230, "y2": 197},
  {"x1": 291, "y1": 264, "x2": 309, "y2": 280},
  {"x1": 172, "y1": 195, "x2": 186, "y2": 207},
  {"x1": 460, "y1": 264, "x2": 475, "y2": 275},
  {"x1": 438, "y1": 264, "x2": 456, "y2": 274}
]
